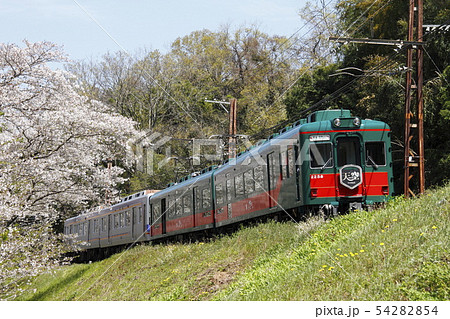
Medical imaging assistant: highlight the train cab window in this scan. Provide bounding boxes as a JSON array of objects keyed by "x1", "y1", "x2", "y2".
[
  {"x1": 310, "y1": 143, "x2": 333, "y2": 169},
  {"x1": 183, "y1": 195, "x2": 191, "y2": 214},
  {"x1": 337, "y1": 137, "x2": 361, "y2": 167},
  {"x1": 216, "y1": 184, "x2": 224, "y2": 205},
  {"x1": 365, "y1": 142, "x2": 386, "y2": 167},
  {"x1": 235, "y1": 174, "x2": 244, "y2": 196},
  {"x1": 244, "y1": 170, "x2": 255, "y2": 194},
  {"x1": 202, "y1": 188, "x2": 211, "y2": 208}
]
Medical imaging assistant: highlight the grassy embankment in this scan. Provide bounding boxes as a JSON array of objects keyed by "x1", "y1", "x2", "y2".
[{"x1": 18, "y1": 185, "x2": 449, "y2": 301}]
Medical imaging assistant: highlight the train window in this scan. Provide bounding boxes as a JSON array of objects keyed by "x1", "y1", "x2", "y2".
[
  {"x1": 120, "y1": 212, "x2": 125, "y2": 228},
  {"x1": 175, "y1": 197, "x2": 182, "y2": 216},
  {"x1": 310, "y1": 143, "x2": 333, "y2": 169},
  {"x1": 183, "y1": 195, "x2": 191, "y2": 214},
  {"x1": 102, "y1": 218, "x2": 106, "y2": 232},
  {"x1": 226, "y1": 179, "x2": 232, "y2": 201},
  {"x1": 287, "y1": 147, "x2": 295, "y2": 178},
  {"x1": 216, "y1": 184, "x2": 224, "y2": 205},
  {"x1": 167, "y1": 199, "x2": 174, "y2": 218},
  {"x1": 93, "y1": 220, "x2": 98, "y2": 233},
  {"x1": 365, "y1": 142, "x2": 386, "y2": 166},
  {"x1": 126, "y1": 211, "x2": 131, "y2": 226},
  {"x1": 337, "y1": 137, "x2": 361, "y2": 167},
  {"x1": 69, "y1": 225, "x2": 73, "y2": 234},
  {"x1": 113, "y1": 214, "x2": 118, "y2": 229},
  {"x1": 244, "y1": 170, "x2": 255, "y2": 194},
  {"x1": 153, "y1": 202, "x2": 161, "y2": 222},
  {"x1": 254, "y1": 165, "x2": 264, "y2": 190},
  {"x1": 235, "y1": 174, "x2": 244, "y2": 196},
  {"x1": 202, "y1": 188, "x2": 211, "y2": 208}
]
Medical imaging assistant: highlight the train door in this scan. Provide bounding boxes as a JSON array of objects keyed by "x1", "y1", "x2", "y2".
[
  {"x1": 193, "y1": 187, "x2": 198, "y2": 227},
  {"x1": 267, "y1": 152, "x2": 276, "y2": 208},
  {"x1": 335, "y1": 136, "x2": 364, "y2": 196},
  {"x1": 161, "y1": 198, "x2": 167, "y2": 234},
  {"x1": 132, "y1": 207, "x2": 136, "y2": 240},
  {"x1": 294, "y1": 145, "x2": 301, "y2": 201}
]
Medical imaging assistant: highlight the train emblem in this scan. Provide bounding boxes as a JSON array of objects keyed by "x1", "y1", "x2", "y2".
[{"x1": 339, "y1": 165, "x2": 363, "y2": 189}]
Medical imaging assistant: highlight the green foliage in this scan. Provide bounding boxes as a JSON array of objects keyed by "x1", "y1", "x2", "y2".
[{"x1": 401, "y1": 257, "x2": 450, "y2": 300}]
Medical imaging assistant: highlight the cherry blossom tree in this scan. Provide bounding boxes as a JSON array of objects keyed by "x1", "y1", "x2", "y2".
[{"x1": 0, "y1": 41, "x2": 137, "y2": 299}]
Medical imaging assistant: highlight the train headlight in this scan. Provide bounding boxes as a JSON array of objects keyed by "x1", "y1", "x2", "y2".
[
  {"x1": 333, "y1": 118, "x2": 341, "y2": 127},
  {"x1": 353, "y1": 117, "x2": 361, "y2": 127}
]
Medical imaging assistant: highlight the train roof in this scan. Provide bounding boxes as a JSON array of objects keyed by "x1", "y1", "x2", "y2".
[
  {"x1": 65, "y1": 189, "x2": 159, "y2": 225},
  {"x1": 151, "y1": 167, "x2": 215, "y2": 198}
]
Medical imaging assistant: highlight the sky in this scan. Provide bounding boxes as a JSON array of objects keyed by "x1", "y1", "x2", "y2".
[{"x1": 0, "y1": 0, "x2": 308, "y2": 64}]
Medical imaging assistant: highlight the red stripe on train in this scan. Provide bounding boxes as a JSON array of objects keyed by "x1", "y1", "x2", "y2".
[
  {"x1": 309, "y1": 172, "x2": 389, "y2": 198},
  {"x1": 301, "y1": 129, "x2": 390, "y2": 135}
]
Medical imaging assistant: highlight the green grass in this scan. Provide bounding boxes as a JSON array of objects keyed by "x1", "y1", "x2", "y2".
[{"x1": 16, "y1": 185, "x2": 450, "y2": 301}]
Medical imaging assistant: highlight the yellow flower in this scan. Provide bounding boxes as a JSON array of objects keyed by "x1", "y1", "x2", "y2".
[
  {"x1": 360, "y1": 249, "x2": 365, "y2": 253},
  {"x1": 420, "y1": 232, "x2": 424, "y2": 236},
  {"x1": 328, "y1": 267, "x2": 335, "y2": 270},
  {"x1": 337, "y1": 248, "x2": 341, "y2": 251},
  {"x1": 432, "y1": 226, "x2": 437, "y2": 229},
  {"x1": 362, "y1": 245, "x2": 366, "y2": 247},
  {"x1": 392, "y1": 219, "x2": 397, "y2": 222},
  {"x1": 380, "y1": 243, "x2": 385, "y2": 246},
  {"x1": 385, "y1": 225, "x2": 389, "y2": 228},
  {"x1": 339, "y1": 254, "x2": 344, "y2": 257},
  {"x1": 344, "y1": 254, "x2": 348, "y2": 257},
  {"x1": 322, "y1": 265, "x2": 327, "y2": 268}
]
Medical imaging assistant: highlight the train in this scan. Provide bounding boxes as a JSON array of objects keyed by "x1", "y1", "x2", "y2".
[{"x1": 64, "y1": 109, "x2": 394, "y2": 256}]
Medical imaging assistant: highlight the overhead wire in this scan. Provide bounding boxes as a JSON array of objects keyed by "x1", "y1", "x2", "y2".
[{"x1": 249, "y1": 0, "x2": 393, "y2": 138}]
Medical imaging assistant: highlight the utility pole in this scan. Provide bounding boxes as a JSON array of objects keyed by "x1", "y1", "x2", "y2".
[
  {"x1": 228, "y1": 98, "x2": 238, "y2": 159},
  {"x1": 330, "y1": 0, "x2": 426, "y2": 197},
  {"x1": 404, "y1": 0, "x2": 425, "y2": 197},
  {"x1": 205, "y1": 98, "x2": 238, "y2": 159}
]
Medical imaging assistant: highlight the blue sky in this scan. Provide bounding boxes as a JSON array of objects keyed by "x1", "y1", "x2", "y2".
[{"x1": 0, "y1": 0, "x2": 308, "y2": 63}]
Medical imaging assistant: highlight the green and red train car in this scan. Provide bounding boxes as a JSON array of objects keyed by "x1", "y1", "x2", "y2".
[{"x1": 64, "y1": 109, "x2": 394, "y2": 253}]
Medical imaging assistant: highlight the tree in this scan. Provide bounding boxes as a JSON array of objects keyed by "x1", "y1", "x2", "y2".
[{"x1": 0, "y1": 41, "x2": 137, "y2": 299}]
